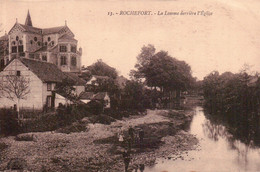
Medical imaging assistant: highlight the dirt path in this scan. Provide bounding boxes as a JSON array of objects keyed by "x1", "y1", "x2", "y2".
[{"x1": 0, "y1": 109, "x2": 198, "y2": 171}]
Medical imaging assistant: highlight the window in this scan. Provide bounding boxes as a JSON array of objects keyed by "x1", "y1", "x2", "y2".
[
  {"x1": 71, "y1": 56, "x2": 77, "y2": 66},
  {"x1": 16, "y1": 36, "x2": 19, "y2": 41},
  {"x1": 60, "y1": 45, "x2": 67, "y2": 52},
  {"x1": 12, "y1": 46, "x2": 17, "y2": 53},
  {"x1": 34, "y1": 37, "x2": 37, "y2": 42},
  {"x1": 16, "y1": 71, "x2": 20, "y2": 76},
  {"x1": 71, "y1": 46, "x2": 76, "y2": 53},
  {"x1": 0, "y1": 59, "x2": 4, "y2": 68},
  {"x1": 42, "y1": 55, "x2": 47, "y2": 61},
  {"x1": 60, "y1": 56, "x2": 67, "y2": 65},
  {"x1": 35, "y1": 54, "x2": 40, "y2": 60},
  {"x1": 5, "y1": 58, "x2": 9, "y2": 64},
  {"x1": 48, "y1": 37, "x2": 51, "y2": 42},
  {"x1": 18, "y1": 45, "x2": 23, "y2": 53},
  {"x1": 12, "y1": 41, "x2": 16, "y2": 45},
  {"x1": 18, "y1": 40, "x2": 23, "y2": 45},
  {"x1": 50, "y1": 41, "x2": 54, "y2": 46},
  {"x1": 47, "y1": 96, "x2": 52, "y2": 108},
  {"x1": 29, "y1": 54, "x2": 34, "y2": 59},
  {"x1": 47, "y1": 83, "x2": 52, "y2": 91},
  {"x1": 44, "y1": 42, "x2": 47, "y2": 46},
  {"x1": 37, "y1": 41, "x2": 41, "y2": 46},
  {"x1": 30, "y1": 40, "x2": 33, "y2": 44}
]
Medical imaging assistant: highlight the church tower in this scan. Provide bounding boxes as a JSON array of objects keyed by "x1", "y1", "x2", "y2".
[{"x1": 25, "y1": 10, "x2": 33, "y2": 26}]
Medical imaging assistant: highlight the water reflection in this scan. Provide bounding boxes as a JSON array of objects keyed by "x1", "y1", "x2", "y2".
[{"x1": 146, "y1": 106, "x2": 260, "y2": 172}]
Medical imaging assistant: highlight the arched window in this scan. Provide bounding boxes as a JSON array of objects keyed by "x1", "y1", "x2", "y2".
[
  {"x1": 30, "y1": 40, "x2": 33, "y2": 44},
  {"x1": 48, "y1": 37, "x2": 51, "y2": 42},
  {"x1": 16, "y1": 36, "x2": 19, "y2": 41},
  {"x1": 12, "y1": 41, "x2": 16, "y2": 45},
  {"x1": 34, "y1": 37, "x2": 37, "y2": 42},
  {"x1": 19, "y1": 40, "x2": 23, "y2": 45}
]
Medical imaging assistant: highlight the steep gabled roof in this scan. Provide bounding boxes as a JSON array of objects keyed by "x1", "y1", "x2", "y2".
[
  {"x1": 20, "y1": 58, "x2": 65, "y2": 83},
  {"x1": 64, "y1": 72, "x2": 86, "y2": 86},
  {"x1": 19, "y1": 24, "x2": 42, "y2": 34},
  {"x1": 93, "y1": 92, "x2": 109, "y2": 100},
  {"x1": 79, "y1": 92, "x2": 94, "y2": 100}
]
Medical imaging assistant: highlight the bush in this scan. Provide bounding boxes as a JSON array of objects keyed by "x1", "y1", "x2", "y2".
[
  {"x1": 89, "y1": 115, "x2": 116, "y2": 125},
  {"x1": 0, "y1": 108, "x2": 20, "y2": 136},
  {"x1": 56, "y1": 121, "x2": 88, "y2": 134},
  {"x1": 15, "y1": 134, "x2": 35, "y2": 141}
]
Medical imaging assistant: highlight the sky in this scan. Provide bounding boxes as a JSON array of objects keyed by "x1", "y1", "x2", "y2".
[{"x1": 0, "y1": 0, "x2": 260, "y2": 80}]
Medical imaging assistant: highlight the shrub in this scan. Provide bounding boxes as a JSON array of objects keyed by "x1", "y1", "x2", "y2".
[
  {"x1": 89, "y1": 115, "x2": 116, "y2": 125},
  {"x1": 0, "y1": 108, "x2": 20, "y2": 136},
  {"x1": 56, "y1": 121, "x2": 88, "y2": 134},
  {"x1": 15, "y1": 134, "x2": 35, "y2": 141}
]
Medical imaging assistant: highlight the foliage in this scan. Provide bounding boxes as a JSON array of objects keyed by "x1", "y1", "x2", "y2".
[
  {"x1": 89, "y1": 114, "x2": 116, "y2": 125},
  {"x1": 87, "y1": 59, "x2": 118, "y2": 79},
  {"x1": 55, "y1": 78, "x2": 78, "y2": 102},
  {"x1": 132, "y1": 44, "x2": 194, "y2": 93},
  {"x1": 202, "y1": 70, "x2": 260, "y2": 113},
  {"x1": 0, "y1": 142, "x2": 8, "y2": 152},
  {"x1": 0, "y1": 108, "x2": 20, "y2": 136},
  {"x1": 15, "y1": 134, "x2": 35, "y2": 141}
]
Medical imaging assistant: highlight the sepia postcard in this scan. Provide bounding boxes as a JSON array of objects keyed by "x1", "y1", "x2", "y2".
[{"x1": 0, "y1": 0, "x2": 260, "y2": 171}]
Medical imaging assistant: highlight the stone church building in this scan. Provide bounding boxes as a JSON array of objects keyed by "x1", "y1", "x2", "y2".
[{"x1": 0, "y1": 10, "x2": 82, "y2": 73}]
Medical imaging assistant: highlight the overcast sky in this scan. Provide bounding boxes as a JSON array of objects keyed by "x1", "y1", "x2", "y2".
[{"x1": 1, "y1": 0, "x2": 260, "y2": 80}]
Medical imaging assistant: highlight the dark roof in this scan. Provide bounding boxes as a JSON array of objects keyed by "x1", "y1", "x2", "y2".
[
  {"x1": 19, "y1": 58, "x2": 85, "y2": 85},
  {"x1": 20, "y1": 58, "x2": 65, "y2": 82},
  {"x1": 79, "y1": 92, "x2": 94, "y2": 100},
  {"x1": 93, "y1": 92, "x2": 108, "y2": 100},
  {"x1": 59, "y1": 34, "x2": 77, "y2": 42},
  {"x1": 19, "y1": 24, "x2": 42, "y2": 34},
  {"x1": 0, "y1": 35, "x2": 8, "y2": 41},
  {"x1": 64, "y1": 72, "x2": 86, "y2": 86},
  {"x1": 79, "y1": 92, "x2": 109, "y2": 100},
  {"x1": 42, "y1": 26, "x2": 66, "y2": 35}
]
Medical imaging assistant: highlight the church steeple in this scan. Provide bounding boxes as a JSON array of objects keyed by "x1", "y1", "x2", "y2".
[{"x1": 25, "y1": 10, "x2": 33, "y2": 26}]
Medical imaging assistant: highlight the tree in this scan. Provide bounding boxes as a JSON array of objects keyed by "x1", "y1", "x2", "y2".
[
  {"x1": 0, "y1": 74, "x2": 30, "y2": 120},
  {"x1": 87, "y1": 59, "x2": 118, "y2": 79},
  {"x1": 55, "y1": 78, "x2": 78, "y2": 104}
]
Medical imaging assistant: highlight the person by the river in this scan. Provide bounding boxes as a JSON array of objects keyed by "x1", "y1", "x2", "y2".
[
  {"x1": 122, "y1": 150, "x2": 131, "y2": 172},
  {"x1": 139, "y1": 129, "x2": 144, "y2": 148}
]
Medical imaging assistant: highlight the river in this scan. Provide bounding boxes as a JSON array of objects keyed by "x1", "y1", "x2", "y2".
[{"x1": 146, "y1": 106, "x2": 260, "y2": 172}]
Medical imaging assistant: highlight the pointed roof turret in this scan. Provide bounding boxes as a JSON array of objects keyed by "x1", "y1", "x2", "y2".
[{"x1": 25, "y1": 10, "x2": 33, "y2": 26}]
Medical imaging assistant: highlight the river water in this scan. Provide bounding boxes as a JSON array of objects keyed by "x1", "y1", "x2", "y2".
[{"x1": 145, "y1": 106, "x2": 260, "y2": 172}]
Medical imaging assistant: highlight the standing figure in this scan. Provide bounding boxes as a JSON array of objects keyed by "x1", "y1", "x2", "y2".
[{"x1": 122, "y1": 150, "x2": 131, "y2": 172}]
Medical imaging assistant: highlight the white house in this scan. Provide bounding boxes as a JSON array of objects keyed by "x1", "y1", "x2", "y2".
[{"x1": 0, "y1": 58, "x2": 86, "y2": 110}]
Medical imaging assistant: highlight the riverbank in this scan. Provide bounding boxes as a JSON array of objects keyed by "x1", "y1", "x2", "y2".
[{"x1": 0, "y1": 108, "x2": 199, "y2": 171}]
